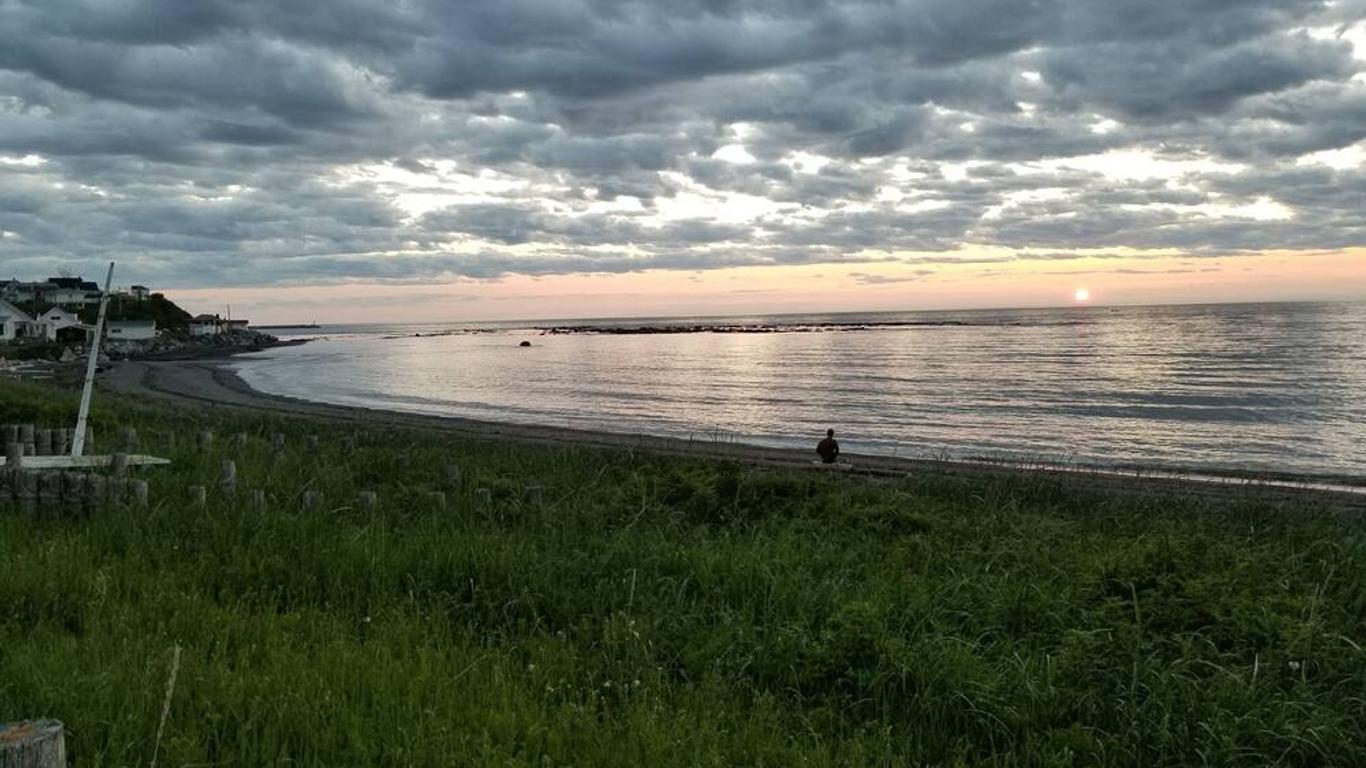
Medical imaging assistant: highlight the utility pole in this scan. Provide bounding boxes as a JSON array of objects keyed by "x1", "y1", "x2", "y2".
[{"x1": 71, "y1": 262, "x2": 114, "y2": 457}]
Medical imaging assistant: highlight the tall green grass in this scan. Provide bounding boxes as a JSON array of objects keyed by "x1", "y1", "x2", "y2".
[{"x1": 1, "y1": 378, "x2": 1363, "y2": 766}]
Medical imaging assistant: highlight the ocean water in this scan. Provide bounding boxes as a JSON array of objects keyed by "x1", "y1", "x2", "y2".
[{"x1": 233, "y1": 302, "x2": 1366, "y2": 477}]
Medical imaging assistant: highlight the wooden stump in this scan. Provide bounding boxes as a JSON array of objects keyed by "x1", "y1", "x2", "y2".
[
  {"x1": 61, "y1": 473, "x2": 84, "y2": 516},
  {"x1": 132, "y1": 479, "x2": 149, "y2": 508},
  {"x1": 37, "y1": 473, "x2": 61, "y2": 511},
  {"x1": 0, "y1": 719, "x2": 66, "y2": 768},
  {"x1": 86, "y1": 475, "x2": 108, "y2": 510},
  {"x1": 219, "y1": 460, "x2": 237, "y2": 497},
  {"x1": 16, "y1": 471, "x2": 37, "y2": 513}
]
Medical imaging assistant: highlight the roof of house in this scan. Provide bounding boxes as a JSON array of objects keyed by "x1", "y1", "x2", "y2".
[
  {"x1": 0, "y1": 299, "x2": 33, "y2": 323},
  {"x1": 108, "y1": 319, "x2": 156, "y2": 326},
  {"x1": 47, "y1": 277, "x2": 99, "y2": 291},
  {"x1": 192, "y1": 314, "x2": 220, "y2": 322}
]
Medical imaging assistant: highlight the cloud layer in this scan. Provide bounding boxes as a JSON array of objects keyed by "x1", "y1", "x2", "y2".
[{"x1": 1, "y1": 0, "x2": 1363, "y2": 287}]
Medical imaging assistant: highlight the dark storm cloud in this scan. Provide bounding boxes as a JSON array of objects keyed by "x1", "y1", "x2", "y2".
[{"x1": 0, "y1": 0, "x2": 1362, "y2": 288}]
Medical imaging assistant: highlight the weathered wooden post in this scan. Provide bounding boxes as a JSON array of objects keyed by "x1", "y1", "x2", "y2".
[
  {"x1": 109, "y1": 477, "x2": 129, "y2": 506},
  {"x1": 197, "y1": 430, "x2": 214, "y2": 453},
  {"x1": 188, "y1": 485, "x2": 206, "y2": 506},
  {"x1": 442, "y1": 464, "x2": 461, "y2": 489},
  {"x1": 132, "y1": 479, "x2": 149, "y2": 508},
  {"x1": 357, "y1": 491, "x2": 377, "y2": 511},
  {"x1": 16, "y1": 471, "x2": 37, "y2": 513},
  {"x1": 37, "y1": 473, "x2": 61, "y2": 511},
  {"x1": 428, "y1": 490, "x2": 447, "y2": 511},
  {"x1": 4, "y1": 442, "x2": 22, "y2": 470},
  {"x1": 0, "y1": 719, "x2": 66, "y2": 767},
  {"x1": 118, "y1": 426, "x2": 138, "y2": 453},
  {"x1": 61, "y1": 473, "x2": 84, "y2": 516},
  {"x1": 35, "y1": 430, "x2": 52, "y2": 457},
  {"x1": 302, "y1": 490, "x2": 323, "y2": 510},
  {"x1": 525, "y1": 485, "x2": 544, "y2": 507},
  {"x1": 250, "y1": 488, "x2": 266, "y2": 512},
  {"x1": 475, "y1": 487, "x2": 492, "y2": 507},
  {"x1": 219, "y1": 460, "x2": 237, "y2": 497},
  {"x1": 87, "y1": 475, "x2": 108, "y2": 510}
]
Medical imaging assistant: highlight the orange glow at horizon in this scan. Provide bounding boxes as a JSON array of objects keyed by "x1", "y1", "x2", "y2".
[{"x1": 172, "y1": 247, "x2": 1366, "y2": 324}]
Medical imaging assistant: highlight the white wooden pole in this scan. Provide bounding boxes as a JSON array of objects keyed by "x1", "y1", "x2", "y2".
[{"x1": 71, "y1": 262, "x2": 114, "y2": 458}]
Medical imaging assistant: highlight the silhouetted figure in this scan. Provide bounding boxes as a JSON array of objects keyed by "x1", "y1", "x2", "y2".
[{"x1": 816, "y1": 428, "x2": 840, "y2": 464}]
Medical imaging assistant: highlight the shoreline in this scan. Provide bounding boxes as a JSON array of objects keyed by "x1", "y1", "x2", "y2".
[{"x1": 102, "y1": 357, "x2": 1366, "y2": 508}]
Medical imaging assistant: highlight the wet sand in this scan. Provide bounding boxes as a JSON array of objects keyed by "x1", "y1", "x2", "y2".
[{"x1": 104, "y1": 359, "x2": 1366, "y2": 509}]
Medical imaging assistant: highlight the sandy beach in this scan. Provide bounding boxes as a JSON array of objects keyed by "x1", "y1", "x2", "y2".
[{"x1": 103, "y1": 357, "x2": 1366, "y2": 509}]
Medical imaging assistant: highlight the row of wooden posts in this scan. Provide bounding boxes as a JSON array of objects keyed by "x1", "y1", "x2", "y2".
[
  {"x1": 0, "y1": 464, "x2": 149, "y2": 512},
  {"x1": 181, "y1": 458, "x2": 543, "y2": 511},
  {"x1": 1, "y1": 424, "x2": 550, "y2": 514},
  {"x1": 1, "y1": 424, "x2": 94, "y2": 457}
]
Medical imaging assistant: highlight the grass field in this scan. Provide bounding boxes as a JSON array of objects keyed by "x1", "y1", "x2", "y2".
[{"x1": 1, "y1": 377, "x2": 1364, "y2": 766}]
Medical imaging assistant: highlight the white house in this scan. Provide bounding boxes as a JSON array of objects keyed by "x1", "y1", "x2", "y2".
[
  {"x1": 37, "y1": 307, "x2": 83, "y2": 341},
  {"x1": 190, "y1": 314, "x2": 222, "y2": 336},
  {"x1": 0, "y1": 299, "x2": 36, "y2": 342},
  {"x1": 106, "y1": 319, "x2": 157, "y2": 340}
]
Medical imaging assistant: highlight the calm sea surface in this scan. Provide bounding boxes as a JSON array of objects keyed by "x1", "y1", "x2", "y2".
[{"x1": 234, "y1": 302, "x2": 1366, "y2": 477}]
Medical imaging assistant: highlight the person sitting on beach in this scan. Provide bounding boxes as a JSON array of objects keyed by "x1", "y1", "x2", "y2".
[{"x1": 816, "y1": 428, "x2": 840, "y2": 464}]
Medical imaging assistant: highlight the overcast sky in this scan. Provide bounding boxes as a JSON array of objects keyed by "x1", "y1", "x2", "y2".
[{"x1": 1, "y1": 0, "x2": 1364, "y2": 321}]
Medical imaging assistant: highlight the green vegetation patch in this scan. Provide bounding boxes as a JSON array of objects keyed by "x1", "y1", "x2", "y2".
[{"x1": 1, "y1": 379, "x2": 1363, "y2": 766}]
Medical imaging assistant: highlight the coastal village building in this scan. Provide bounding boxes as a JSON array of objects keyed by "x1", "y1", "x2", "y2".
[
  {"x1": 0, "y1": 299, "x2": 37, "y2": 342},
  {"x1": 129, "y1": 285, "x2": 150, "y2": 301},
  {"x1": 106, "y1": 319, "x2": 157, "y2": 340},
  {"x1": 0, "y1": 277, "x2": 102, "y2": 308},
  {"x1": 36, "y1": 307, "x2": 88, "y2": 342},
  {"x1": 190, "y1": 314, "x2": 223, "y2": 336}
]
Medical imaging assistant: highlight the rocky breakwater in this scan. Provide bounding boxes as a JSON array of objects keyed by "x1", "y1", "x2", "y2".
[{"x1": 106, "y1": 328, "x2": 300, "y2": 361}]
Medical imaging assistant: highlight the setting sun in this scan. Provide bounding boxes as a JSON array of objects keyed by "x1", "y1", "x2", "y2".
[{"x1": 1073, "y1": 287, "x2": 1091, "y2": 303}]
